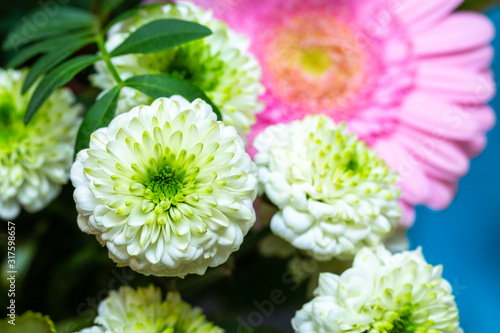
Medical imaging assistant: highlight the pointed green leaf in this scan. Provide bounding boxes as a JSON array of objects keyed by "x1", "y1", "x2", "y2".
[
  {"x1": 4, "y1": 29, "x2": 79, "y2": 52},
  {"x1": 124, "y1": 74, "x2": 222, "y2": 121},
  {"x1": 104, "y1": 2, "x2": 174, "y2": 34},
  {"x1": 24, "y1": 55, "x2": 101, "y2": 124},
  {"x1": 110, "y1": 19, "x2": 211, "y2": 57},
  {"x1": 75, "y1": 86, "x2": 122, "y2": 156},
  {"x1": 6, "y1": 31, "x2": 95, "y2": 69},
  {"x1": 0, "y1": 311, "x2": 56, "y2": 333},
  {"x1": 2, "y1": 7, "x2": 98, "y2": 51},
  {"x1": 22, "y1": 37, "x2": 95, "y2": 93}
]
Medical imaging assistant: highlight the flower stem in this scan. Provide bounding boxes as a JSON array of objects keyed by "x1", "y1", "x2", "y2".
[{"x1": 96, "y1": 34, "x2": 123, "y2": 85}]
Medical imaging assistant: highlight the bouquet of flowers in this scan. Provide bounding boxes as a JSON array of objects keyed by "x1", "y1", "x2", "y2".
[{"x1": 0, "y1": 0, "x2": 497, "y2": 332}]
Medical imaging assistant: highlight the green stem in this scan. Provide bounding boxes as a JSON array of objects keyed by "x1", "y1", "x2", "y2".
[{"x1": 96, "y1": 34, "x2": 123, "y2": 85}]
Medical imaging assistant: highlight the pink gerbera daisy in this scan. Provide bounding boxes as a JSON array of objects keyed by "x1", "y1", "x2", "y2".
[{"x1": 189, "y1": 0, "x2": 496, "y2": 225}]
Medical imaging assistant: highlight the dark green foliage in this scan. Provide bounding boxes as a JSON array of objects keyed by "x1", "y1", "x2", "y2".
[
  {"x1": 2, "y1": 7, "x2": 97, "y2": 51},
  {"x1": 6, "y1": 31, "x2": 95, "y2": 69},
  {"x1": 74, "y1": 85, "x2": 121, "y2": 155},
  {"x1": 110, "y1": 19, "x2": 212, "y2": 57},
  {"x1": 21, "y1": 37, "x2": 96, "y2": 93},
  {"x1": 24, "y1": 55, "x2": 101, "y2": 123}
]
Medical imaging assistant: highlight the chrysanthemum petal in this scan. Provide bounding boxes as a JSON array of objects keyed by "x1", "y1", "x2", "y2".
[
  {"x1": 77, "y1": 286, "x2": 223, "y2": 333},
  {"x1": 72, "y1": 96, "x2": 258, "y2": 277},
  {"x1": 292, "y1": 245, "x2": 462, "y2": 333},
  {"x1": 0, "y1": 68, "x2": 81, "y2": 219},
  {"x1": 256, "y1": 116, "x2": 402, "y2": 260}
]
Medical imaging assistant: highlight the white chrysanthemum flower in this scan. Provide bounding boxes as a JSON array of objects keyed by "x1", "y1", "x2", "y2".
[
  {"x1": 78, "y1": 328, "x2": 104, "y2": 333},
  {"x1": 77, "y1": 285, "x2": 224, "y2": 333},
  {"x1": 292, "y1": 245, "x2": 462, "y2": 333},
  {"x1": 253, "y1": 116, "x2": 402, "y2": 260},
  {"x1": 71, "y1": 96, "x2": 258, "y2": 277},
  {"x1": 91, "y1": 1, "x2": 264, "y2": 135},
  {"x1": 0, "y1": 68, "x2": 81, "y2": 220}
]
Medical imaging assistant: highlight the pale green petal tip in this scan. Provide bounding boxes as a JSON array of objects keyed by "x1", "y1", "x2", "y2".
[
  {"x1": 0, "y1": 68, "x2": 81, "y2": 220},
  {"x1": 255, "y1": 115, "x2": 402, "y2": 260},
  {"x1": 292, "y1": 246, "x2": 462, "y2": 333},
  {"x1": 80, "y1": 285, "x2": 224, "y2": 333}
]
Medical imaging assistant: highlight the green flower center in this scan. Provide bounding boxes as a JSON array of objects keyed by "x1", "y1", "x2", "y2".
[
  {"x1": 389, "y1": 304, "x2": 417, "y2": 333},
  {"x1": 307, "y1": 122, "x2": 383, "y2": 185},
  {"x1": 163, "y1": 40, "x2": 223, "y2": 93},
  {"x1": 138, "y1": 149, "x2": 202, "y2": 218},
  {"x1": 0, "y1": 91, "x2": 24, "y2": 149},
  {"x1": 145, "y1": 165, "x2": 185, "y2": 204},
  {"x1": 345, "y1": 153, "x2": 360, "y2": 173},
  {"x1": 367, "y1": 303, "x2": 418, "y2": 333}
]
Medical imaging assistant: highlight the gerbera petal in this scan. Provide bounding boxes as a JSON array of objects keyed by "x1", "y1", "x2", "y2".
[
  {"x1": 419, "y1": 46, "x2": 494, "y2": 70},
  {"x1": 413, "y1": 13, "x2": 495, "y2": 56},
  {"x1": 399, "y1": 92, "x2": 478, "y2": 141},
  {"x1": 425, "y1": 178, "x2": 457, "y2": 210},
  {"x1": 415, "y1": 65, "x2": 495, "y2": 103},
  {"x1": 461, "y1": 135, "x2": 488, "y2": 158},
  {"x1": 397, "y1": 0, "x2": 462, "y2": 33},
  {"x1": 467, "y1": 105, "x2": 497, "y2": 131},
  {"x1": 400, "y1": 200, "x2": 416, "y2": 227},
  {"x1": 372, "y1": 138, "x2": 430, "y2": 205},
  {"x1": 395, "y1": 128, "x2": 470, "y2": 178}
]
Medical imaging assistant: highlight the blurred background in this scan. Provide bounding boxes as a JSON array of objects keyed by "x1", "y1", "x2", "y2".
[{"x1": 0, "y1": 0, "x2": 499, "y2": 332}]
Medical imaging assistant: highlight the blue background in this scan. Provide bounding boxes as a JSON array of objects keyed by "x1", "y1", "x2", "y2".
[{"x1": 408, "y1": 7, "x2": 500, "y2": 331}]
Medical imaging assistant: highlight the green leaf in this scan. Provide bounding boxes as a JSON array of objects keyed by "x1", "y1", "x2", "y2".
[
  {"x1": 104, "y1": 2, "x2": 173, "y2": 34},
  {"x1": 4, "y1": 30, "x2": 80, "y2": 52},
  {"x1": 110, "y1": 19, "x2": 212, "y2": 57},
  {"x1": 124, "y1": 74, "x2": 222, "y2": 121},
  {"x1": 75, "y1": 86, "x2": 122, "y2": 156},
  {"x1": 24, "y1": 55, "x2": 101, "y2": 124},
  {"x1": 22, "y1": 37, "x2": 95, "y2": 93},
  {"x1": 6, "y1": 31, "x2": 95, "y2": 69},
  {"x1": 0, "y1": 311, "x2": 56, "y2": 333},
  {"x1": 2, "y1": 7, "x2": 98, "y2": 51}
]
